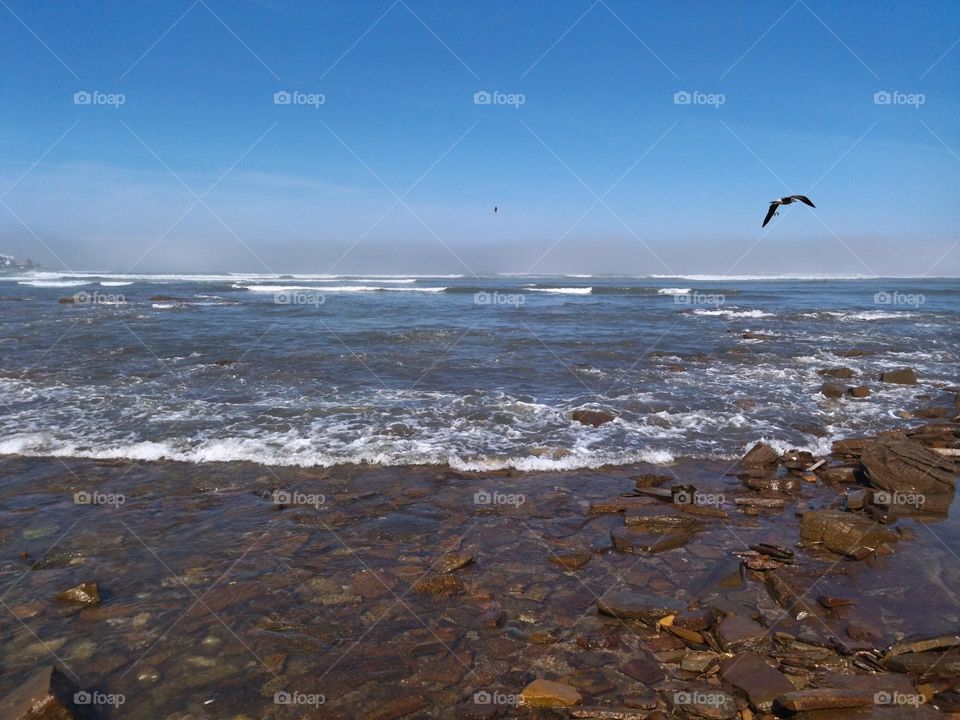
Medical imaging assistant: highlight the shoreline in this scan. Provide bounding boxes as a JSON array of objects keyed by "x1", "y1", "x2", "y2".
[{"x1": 1, "y1": 417, "x2": 959, "y2": 718}]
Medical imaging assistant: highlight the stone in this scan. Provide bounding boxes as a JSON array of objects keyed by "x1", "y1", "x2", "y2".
[
  {"x1": 671, "y1": 686, "x2": 737, "y2": 719},
  {"x1": 437, "y1": 553, "x2": 474, "y2": 574},
  {"x1": 715, "y1": 616, "x2": 769, "y2": 653},
  {"x1": 845, "y1": 489, "x2": 870, "y2": 510},
  {"x1": 619, "y1": 655, "x2": 664, "y2": 684},
  {"x1": 549, "y1": 549, "x2": 592, "y2": 570},
  {"x1": 571, "y1": 409, "x2": 616, "y2": 427},
  {"x1": 519, "y1": 679, "x2": 582, "y2": 708},
  {"x1": 821, "y1": 382, "x2": 847, "y2": 399},
  {"x1": 611, "y1": 526, "x2": 696, "y2": 554},
  {"x1": 369, "y1": 694, "x2": 428, "y2": 719},
  {"x1": 774, "y1": 688, "x2": 873, "y2": 712},
  {"x1": 818, "y1": 367, "x2": 856, "y2": 379},
  {"x1": 413, "y1": 575, "x2": 463, "y2": 596},
  {"x1": 597, "y1": 590, "x2": 679, "y2": 624},
  {"x1": 54, "y1": 582, "x2": 100, "y2": 607},
  {"x1": 861, "y1": 438, "x2": 956, "y2": 499},
  {"x1": 848, "y1": 385, "x2": 871, "y2": 398},
  {"x1": 0, "y1": 666, "x2": 84, "y2": 719},
  {"x1": 880, "y1": 368, "x2": 917, "y2": 385},
  {"x1": 719, "y1": 652, "x2": 793, "y2": 712},
  {"x1": 740, "y1": 442, "x2": 780, "y2": 468},
  {"x1": 799, "y1": 509, "x2": 899, "y2": 556}
]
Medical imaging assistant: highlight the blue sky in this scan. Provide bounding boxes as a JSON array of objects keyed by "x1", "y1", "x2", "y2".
[{"x1": 0, "y1": 0, "x2": 958, "y2": 275}]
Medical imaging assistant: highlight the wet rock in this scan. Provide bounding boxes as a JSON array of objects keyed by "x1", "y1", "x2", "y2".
[
  {"x1": 623, "y1": 507, "x2": 702, "y2": 531},
  {"x1": 0, "y1": 666, "x2": 87, "y2": 720},
  {"x1": 549, "y1": 549, "x2": 592, "y2": 570},
  {"x1": 636, "y1": 473, "x2": 672, "y2": 488},
  {"x1": 821, "y1": 383, "x2": 848, "y2": 399},
  {"x1": 848, "y1": 385, "x2": 871, "y2": 398},
  {"x1": 54, "y1": 582, "x2": 100, "y2": 607},
  {"x1": 886, "y1": 632, "x2": 960, "y2": 657},
  {"x1": 845, "y1": 488, "x2": 870, "y2": 510},
  {"x1": 213, "y1": 359, "x2": 236, "y2": 366},
  {"x1": 681, "y1": 650, "x2": 718, "y2": 672},
  {"x1": 571, "y1": 708, "x2": 654, "y2": 719},
  {"x1": 834, "y1": 348, "x2": 871, "y2": 357},
  {"x1": 618, "y1": 655, "x2": 664, "y2": 684},
  {"x1": 715, "y1": 616, "x2": 769, "y2": 654},
  {"x1": 819, "y1": 367, "x2": 856, "y2": 379},
  {"x1": 781, "y1": 449, "x2": 816, "y2": 469},
  {"x1": 597, "y1": 590, "x2": 679, "y2": 624},
  {"x1": 369, "y1": 694, "x2": 428, "y2": 719},
  {"x1": 883, "y1": 648, "x2": 960, "y2": 677},
  {"x1": 817, "y1": 595, "x2": 853, "y2": 608},
  {"x1": 740, "y1": 442, "x2": 780, "y2": 469},
  {"x1": 611, "y1": 525, "x2": 697, "y2": 554},
  {"x1": 799, "y1": 509, "x2": 899, "y2": 556},
  {"x1": 860, "y1": 437, "x2": 956, "y2": 501},
  {"x1": 437, "y1": 553, "x2": 474, "y2": 574},
  {"x1": 572, "y1": 409, "x2": 616, "y2": 427},
  {"x1": 519, "y1": 678, "x2": 582, "y2": 708},
  {"x1": 880, "y1": 368, "x2": 917, "y2": 385},
  {"x1": 719, "y1": 652, "x2": 794, "y2": 712},
  {"x1": 413, "y1": 574, "x2": 464, "y2": 596},
  {"x1": 669, "y1": 685, "x2": 737, "y2": 719},
  {"x1": 774, "y1": 688, "x2": 874, "y2": 712},
  {"x1": 817, "y1": 465, "x2": 858, "y2": 483},
  {"x1": 674, "y1": 608, "x2": 716, "y2": 632}
]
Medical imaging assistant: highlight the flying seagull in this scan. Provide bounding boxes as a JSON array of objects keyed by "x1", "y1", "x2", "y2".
[
  {"x1": 762, "y1": 195, "x2": 815, "y2": 228},
  {"x1": 494, "y1": 206, "x2": 498, "y2": 214}
]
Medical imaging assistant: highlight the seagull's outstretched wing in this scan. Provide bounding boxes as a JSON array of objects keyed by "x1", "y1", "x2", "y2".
[
  {"x1": 792, "y1": 195, "x2": 815, "y2": 208},
  {"x1": 762, "y1": 203, "x2": 779, "y2": 228}
]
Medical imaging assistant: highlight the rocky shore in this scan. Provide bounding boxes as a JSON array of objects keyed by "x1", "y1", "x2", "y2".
[{"x1": 1, "y1": 397, "x2": 959, "y2": 718}]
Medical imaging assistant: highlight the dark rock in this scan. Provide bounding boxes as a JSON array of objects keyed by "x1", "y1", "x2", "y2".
[
  {"x1": 213, "y1": 359, "x2": 236, "y2": 366},
  {"x1": 369, "y1": 694, "x2": 428, "y2": 719},
  {"x1": 719, "y1": 652, "x2": 793, "y2": 712},
  {"x1": 669, "y1": 685, "x2": 737, "y2": 719},
  {"x1": 571, "y1": 409, "x2": 616, "y2": 427},
  {"x1": 436, "y1": 553, "x2": 474, "y2": 574},
  {"x1": 740, "y1": 442, "x2": 780, "y2": 468},
  {"x1": 597, "y1": 590, "x2": 680, "y2": 624},
  {"x1": 819, "y1": 367, "x2": 856, "y2": 379},
  {"x1": 618, "y1": 655, "x2": 664, "y2": 684},
  {"x1": 883, "y1": 648, "x2": 960, "y2": 677},
  {"x1": 549, "y1": 549, "x2": 592, "y2": 571},
  {"x1": 821, "y1": 382, "x2": 847, "y2": 399},
  {"x1": 817, "y1": 465, "x2": 858, "y2": 483},
  {"x1": 845, "y1": 489, "x2": 870, "y2": 510},
  {"x1": 611, "y1": 525, "x2": 697, "y2": 554},
  {"x1": 880, "y1": 368, "x2": 917, "y2": 385},
  {"x1": 715, "y1": 616, "x2": 769, "y2": 653},
  {"x1": 0, "y1": 666, "x2": 87, "y2": 720},
  {"x1": 799, "y1": 509, "x2": 899, "y2": 556},
  {"x1": 848, "y1": 385, "x2": 871, "y2": 398},
  {"x1": 861, "y1": 438, "x2": 956, "y2": 500},
  {"x1": 774, "y1": 688, "x2": 874, "y2": 712},
  {"x1": 519, "y1": 679, "x2": 582, "y2": 708},
  {"x1": 413, "y1": 575, "x2": 463, "y2": 596}
]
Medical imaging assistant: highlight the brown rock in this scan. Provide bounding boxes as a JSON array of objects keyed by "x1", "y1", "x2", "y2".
[
  {"x1": 369, "y1": 694, "x2": 428, "y2": 720},
  {"x1": 848, "y1": 385, "x2": 871, "y2": 398},
  {"x1": 597, "y1": 590, "x2": 679, "y2": 624},
  {"x1": 720, "y1": 652, "x2": 794, "y2": 712},
  {"x1": 880, "y1": 368, "x2": 917, "y2": 385},
  {"x1": 821, "y1": 382, "x2": 847, "y2": 399},
  {"x1": 549, "y1": 549, "x2": 592, "y2": 570},
  {"x1": 519, "y1": 679, "x2": 582, "y2": 708},
  {"x1": 861, "y1": 438, "x2": 956, "y2": 500},
  {"x1": 619, "y1": 655, "x2": 664, "y2": 684},
  {"x1": 740, "y1": 442, "x2": 780, "y2": 468},
  {"x1": 0, "y1": 666, "x2": 84, "y2": 720},
  {"x1": 715, "y1": 616, "x2": 769, "y2": 653},
  {"x1": 799, "y1": 509, "x2": 899, "y2": 556},
  {"x1": 774, "y1": 688, "x2": 873, "y2": 712},
  {"x1": 413, "y1": 575, "x2": 463, "y2": 596},
  {"x1": 611, "y1": 526, "x2": 697, "y2": 554},
  {"x1": 54, "y1": 582, "x2": 100, "y2": 607},
  {"x1": 436, "y1": 553, "x2": 474, "y2": 574},
  {"x1": 571, "y1": 409, "x2": 616, "y2": 427},
  {"x1": 818, "y1": 367, "x2": 856, "y2": 378}
]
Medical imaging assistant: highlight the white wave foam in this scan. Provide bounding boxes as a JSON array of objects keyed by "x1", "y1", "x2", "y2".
[
  {"x1": 18, "y1": 280, "x2": 92, "y2": 288},
  {"x1": 692, "y1": 308, "x2": 775, "y2": 318},
  {"x1": 527, "y1": 287, "x2": 593, "y2": 295},
  {"x1": 658, "y1": 287, "x2": 691, "y2": 295},
  {"x1": 241, "y1": 284, "x2": 446, "y2": 293},
  {"x1": 100, "y1": 281, "x2": 133, "y2": 286}
]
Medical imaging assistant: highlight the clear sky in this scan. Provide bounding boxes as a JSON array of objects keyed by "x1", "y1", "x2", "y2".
[{"x1": 1, "y1": 0, "x2": 958, "y2": 276}]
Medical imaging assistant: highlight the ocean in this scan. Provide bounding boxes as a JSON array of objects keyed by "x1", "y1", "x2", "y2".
[{"x1": 1, "y1": 271, "x2": 957, "y2": 471}]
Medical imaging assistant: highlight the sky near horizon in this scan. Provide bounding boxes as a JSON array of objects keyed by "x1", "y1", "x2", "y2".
[{"x1": 0, "y1": 0, "x2": 958, "y2": 276}]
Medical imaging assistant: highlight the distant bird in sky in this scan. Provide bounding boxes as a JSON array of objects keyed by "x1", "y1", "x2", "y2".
[
  {"x1": 494, "y1": 206, "x2": 498, "y2": 214},
  {"x1": 762, "y1": 195, "x2": 815, "y2": 227}
]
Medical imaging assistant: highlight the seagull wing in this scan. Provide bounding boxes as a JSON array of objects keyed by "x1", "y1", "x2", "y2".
[
  {"x1": 792, "y1": 195, "x2": 815, "y2": 208},
  {"x1": 762, "y1": 202, "x2": 779, "y2": 228}
]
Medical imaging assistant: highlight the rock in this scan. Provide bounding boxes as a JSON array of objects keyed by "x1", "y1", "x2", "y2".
[
  {"x1": 54, "y1": 582, "x2": 100, "y2": 607},
  {"x1": 623, "y1": 507, "x2": 702, "y2": 531},
  {"x1": 213, "y1": 359, "x2": 236, "y2": 366},
  {"x1": 57, "y1": 297, "x2": 76, "y2": 304},
  {"x1": 611, "y1": 526, "x2": 697, "y2": 554},
  {"x1": 670, "y1": 686, "x2": 737, "y2": 719},
  {"x1": 549, "y1": 549, "x2": 592, "y2": 570},
  {"x1": 774, "y1": 688, "x2": 874, "y2": 712},
  {"x1": 571, "y1": 409, "x2": 616, "y2": 427},
  {"x1": 719, "y1": 652, "x2": 794, "y2": 712},
  {"x1": 413, "y1": 575, "x2": 463, "y2": 596},
  {"x1": 884, "y1": 648, "x2": 960, "y2": 677},
  {"x1": 681, "y1": 651, "x2": 718, "y2": 672},
  {"x1": 834, "y1": 348, "x2": 870, "y2": 357},
  {"x1": 715, "y1": 616, "x2": 769, "y2": 653},
  {"x1": 740, "y1": 442, "x2": 780, "y2": 468},
  {"x1": 437, "y1": 553, "x2": 474, "y2": 574},
  {"x1": 818, "y1": 595, "x2": 853, "y2": 608},
  {"x1": 848, "y1": 385, "x2": 871, "y2": 398},
  {"x1": 519, "y1": 679, "x2": 582, "y2": 708},
  {"x1": 845, "y1": 488, "x2": 870, "y2": 510},
  {"x1": 0, "y1": 666, "x2": 85, "y2": 719},
  {"x1": 369, "y1": 694, "x2": 428, "y2": 719},
  {"x1": 860, "y1": 437, "x2": 956, "y2": 500},
  {"x1": 597, "y1": 590, "x2": 679, "y2": 624},
  {"x1": 819, "y1": 367, "x2": 856, "y2": 378},
  {"x1": 886, "y1": 632, "x2": 960, "y2": 657},
  {"x1": 821, "y1": 382, "x2": 847, "y2": 399},
  {"x1": 571, "y1": 708, "x2": 653, "y2": 719},
  {"x1": 817, "y1": 465, "x2": 858, "y2": 483},
  {"x1": 618, "y1": 656, "x2": 664, "y2": 684},
  {"x1": 831, "y1": 438, "x2": 872, "y2": 458},
  {"x1": 799, "y1": 509, "x2": 899, "y2": 556},
  {"x1": 880, "y1": 368, "x2": 917, "y2": 385}
]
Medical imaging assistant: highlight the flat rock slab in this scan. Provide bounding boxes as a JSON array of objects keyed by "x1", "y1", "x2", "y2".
[
  {"x1": 597, "y1": 590, "x2": 680, "y2": 624},
  {"x1": 775, "y1": 688, "x2": 875, "y2": 712},
  {"x1": 618, "y1": 656, "x2": 664, "y2": 684},
  {"x1": 520, "y1": 679, "x2": 583, "y2": 708},
  {"x1": 799, "y1": 509, "x2": 899, "y2": 556},
  {"x1": 720, "y1": 652, "x2": 794, "y2": 712},
  {"x1": 715, "y1": 615, "x2": 770, "y2": 654},
  {"x1": 861, "y1": 438, "x2": 956, "y2": 499},
  {"x1": 571, "y1": 708, "x2": 654, "y2": 719},
  {"x1": 611, "y1": 526, "x2": 697, "y2": 554},
  {"x1": 669, "y1": 686, "x2": 737, "y2": 719},
  {"x1": 368, "y1": 694, "x2": 427, "y2": 720}
]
